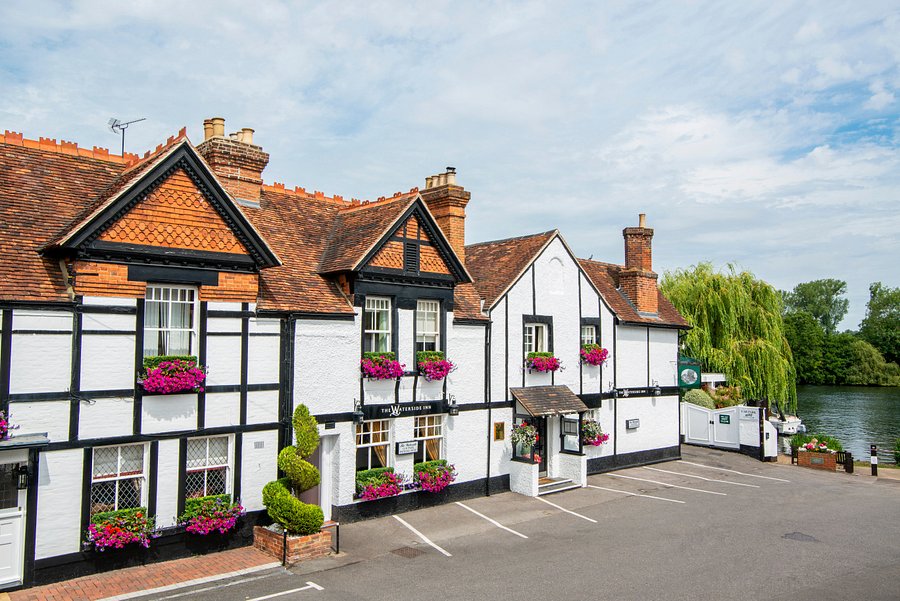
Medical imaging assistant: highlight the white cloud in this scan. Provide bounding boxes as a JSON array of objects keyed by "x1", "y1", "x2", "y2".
[{"x1": 865, "y1": 81, "x2": 896, "y2": 110}]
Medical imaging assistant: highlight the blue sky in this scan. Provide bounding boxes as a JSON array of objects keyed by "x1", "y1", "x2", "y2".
[{"x1": 1, "y1": 1, "x2": 898, "y2": 329}]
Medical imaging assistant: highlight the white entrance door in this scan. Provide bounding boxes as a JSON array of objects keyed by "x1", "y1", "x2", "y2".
[
  {"x1": 0, "y1": 462, "x2": 26, "y2": 586},
  {"x1": 318, "y1": 436, "x2": 335, "y2": 522}
]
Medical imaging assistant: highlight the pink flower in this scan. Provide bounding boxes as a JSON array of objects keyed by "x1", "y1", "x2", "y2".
[
  {"x1": 418, "y1": 359, "x2": 455, "y2": 382},
  {"x1": 579, "y1": 345, "x2": 609, "y2": 367},
  {"x1": 360, "y1": 356, "x2": 405, "y2": 380}
]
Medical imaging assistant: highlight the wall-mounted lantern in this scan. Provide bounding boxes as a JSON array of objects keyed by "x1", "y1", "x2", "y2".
[
  {"x1": 352, "y1": 399, "x2": 365, "y2": 424},
  {"x1": 16, "y1": 464, "x2": 30, "y2": 490},
  {"x1": 447, "y1": 394, "x2": 459, "y2": 416}
]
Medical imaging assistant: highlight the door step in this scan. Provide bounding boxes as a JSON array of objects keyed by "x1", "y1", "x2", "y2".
[{"x1": 537, "y1": 478, "x2": 580, "y2": 496}]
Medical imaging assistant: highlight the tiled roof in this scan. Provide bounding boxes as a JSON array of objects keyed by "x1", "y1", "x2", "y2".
[
  {"x1": 0, "y1": 142, "x2": 124, "y2": 302},
  {"x1": 578, "y1": 259, "x2": 689, "y2": 328},
  {"x1": 510, "y1": 385, "x2": 588, "y2": 416},
  {"x1": 318, "y1": 195, "x2": 417, "y2": 274},
  {"x1": 464, "y1": 230, "x2": 557, "y2": 309}
]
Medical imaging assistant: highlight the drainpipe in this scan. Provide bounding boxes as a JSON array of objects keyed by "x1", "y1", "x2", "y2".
[{"x1": 485, "y1": 321, "x2": 492, "y2": 496}]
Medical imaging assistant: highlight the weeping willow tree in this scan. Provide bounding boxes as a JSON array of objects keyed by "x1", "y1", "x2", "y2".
[{"x1": 660, "y1": 263, "x2": 797, "y2": 413}]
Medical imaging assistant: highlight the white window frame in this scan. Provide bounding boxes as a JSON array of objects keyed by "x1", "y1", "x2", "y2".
[
  {"x1": 581, "y1": 325, "x2": 597, "y2": 346},
  {"x1": 363, "y1": 297, "x2": 392, "y2": 353},
  {"x1": 413, "y1": 414, "x2": 444, "y2": 463},
  {"x1": 416, "y1": 300, "x2": 440, "y2": 352},
  {"x1": 524, "y1": 323, "x2": 547, "y2": 355},
  {"x1": 144, "y1": 285, "x2": 198, "y2": 357},
  {"x1": 355, "y1": 419, "x2": 391, "y2": 471},
  {"x1": 185, "y1": 435, "x2": 232, "y2": 499},
  {"x1": 90, "y1": 443, "x2": 148, "y2": 515}
]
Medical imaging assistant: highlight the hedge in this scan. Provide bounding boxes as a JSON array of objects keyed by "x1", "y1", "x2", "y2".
[
  {"x1": 143, "y1": 355, "x2": 198, "y2": 370},
  {"x1": 415, "y1": 351, "x2": 445, "y2": 364},
  {"x1": 362, "y1": 351, "x2": 396, "y2": 361},
  {"x1": 182, "y1": 494, "x2": 232, "y2": 520}
]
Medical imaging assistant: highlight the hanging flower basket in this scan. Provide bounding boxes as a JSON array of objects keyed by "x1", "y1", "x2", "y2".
[
  {"x1": 581, "y1": 418, "x2": 609, "y2": 446},
  {"x1": 579, "y1": 344, "x2": 609, "y2": 367},
  {"x1": 0, "y1": 411, "x2": 18, "y2": 440},
  {"x1": 360, "y1": 352, "x2": 405, "y2": 380},
  {"x1": 510, "y1": 423, "x2": 538, "y2": 448},
  {"x1": 416, "y1": 351, "x2": 456, "y2": 382},
  {"x1": 139, "y1": 356, "x2": 207, "y2": 394},
  {"x1": 525, "y1": 352, "x2": 561, "y2": 373}
]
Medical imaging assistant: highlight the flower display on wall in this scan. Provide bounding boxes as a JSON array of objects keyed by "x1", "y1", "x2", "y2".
[
  {"x1": 360, "y1": 352, "x2": 405, "y2": 380},
  {"x1": 139, "y1": 356, "x2": 207, "y2": 394},
  {"x1": 86, "y1": 508, "x2": 156, "y2": 552},
  {"x1": 525, "y1": 352, "x2": 561, "y2": 373},
  {"x1": 416, "y1": 351, "x2": 456, "y2": 382},
  {"x1": 581, "y1": 418, "x2": 609, "y2": 446},
  {"x1": 579, "y1": 344, "x2": 609, "y2": 367}
]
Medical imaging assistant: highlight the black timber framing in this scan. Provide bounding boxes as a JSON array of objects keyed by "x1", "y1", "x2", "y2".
[
  {"x1": 176, "y1": 438, "x2": 187, "y2": 517},
  {"x1": 148, "y1": 440, "x2": 159, "y2": 517},
  {"x1": 197, "y1": 301, "x2": 208, "y2": 429},
  {"x1": 239, "y1": 303, "x2": 250, "y2": 426},
  {"x1": 133, "y1": 299, "x2": 145, "y2": 435},
  {"x1": 68, "y1": 309, "x2": 82, "y2": 440},
  {"x1": 0, "y1": 309, "x2": 12, "y2": 413},
  {"x1": 23, "y1": 447, "x2": 41, "y2": 588}
]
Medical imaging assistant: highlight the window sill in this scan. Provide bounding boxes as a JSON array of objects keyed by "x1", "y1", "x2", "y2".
[
  {"x1": 511, "y1": 456, "x2": 540, "y2": 465},
  {"x1": 560, "y1": 450, "x2": 585, "y2": 456}
]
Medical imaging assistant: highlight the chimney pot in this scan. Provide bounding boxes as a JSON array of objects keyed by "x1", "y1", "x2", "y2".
[
  {"x1": 639, "y1": 213, "x2": 646, "y2": 228},
  {"x1": 425, "y1": 176, "x2": 433, "y2": 188},
  {"x1": 203, "y1": 119, "x2": 213, "y2": 141},
  {"x1": 210, "y1": 117, "x2": 225, "y2": 138},
  {"x1": 241, "y1": 127, "x2": 254, "y2": 145}
]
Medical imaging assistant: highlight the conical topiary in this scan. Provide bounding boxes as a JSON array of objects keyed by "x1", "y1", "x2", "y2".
[{"x1": 261, "y1": 404, "x2": 324, "y2": 535}]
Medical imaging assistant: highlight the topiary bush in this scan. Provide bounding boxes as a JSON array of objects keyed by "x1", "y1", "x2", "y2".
[
  {"x1": 262, "y1": 404, "x2": 324, "y2": 535},
  {"x1": 684, "y1": 389, "x2": 715, "y2": 409}
]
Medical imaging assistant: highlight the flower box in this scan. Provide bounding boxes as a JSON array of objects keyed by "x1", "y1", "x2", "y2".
[
  {"x1": 414, "y1": 459, "x2": 457, "y2": 493},
  {"x1": 525, "y1": 352, "x2": 560, "y2": 373},
  {"x1": 85, "y1": 507, "x2": 156, "y2": 552},
  {"x1": 253, "y1": 525, "x2": 332, "y2": 566},
  {"x1": 360, "y1": 352, "x2": 405, "y2": 380},
  {"x1": 180, "y1": 494, "x2": 244, "y2": 536},
  {"x1": 139, "y1": 356, "x2": 207, "y2": 394},
  {"x1": 797, "y1": 450, "x2": 837, "y2": 471},
  {"x1": 416, "y1": 351, "x2": 456, "y2": 382},
  {"x1": 579, "y1": 344, "x2": 609, "y2": 367}
]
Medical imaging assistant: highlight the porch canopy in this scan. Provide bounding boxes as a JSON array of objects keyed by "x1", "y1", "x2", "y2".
[{"x1": 509, "y1": 385, "x2": 588, "y2": 416}]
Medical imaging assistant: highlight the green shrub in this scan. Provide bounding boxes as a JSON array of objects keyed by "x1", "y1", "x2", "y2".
[
  {"x1": 416, "y1": 351, "x2": 445, "y2": 364},
  {"x1": 362, "y1": 351, "x2": 396, "y2": 361},
  {"x1": 413, "y1": 459, "x2": 447, "y2": 475},
  {"x1": 90, "y1": 506, "x2": 150, "y2": 526},
  {"x1": 710, "y1": 385, "x2": 742, "y2": 408},
  {"x1": 183, "y1": 494, "x2": 231, "y2": 520},
  {"x1": 355, "y1": 467, "x2": 394, "y2": 492},
  {"x1": 262, "y1": 479, "x2": 324, "y2": 535},
  {"x1": 683, "y1": 389, "x2": 715, "y2": 410},
  {"x1": 142, "y1": 355, "x2": 197, "y2": 370},
  {"x1": 526, "y1": 352, "x2": 555, "y2": 360},
  {"x1": 262, "y1": 404, "x2": 324, "y2": 535},
  {"x1": 790, "y1": 433, "x2": 843, "y2": 451}
]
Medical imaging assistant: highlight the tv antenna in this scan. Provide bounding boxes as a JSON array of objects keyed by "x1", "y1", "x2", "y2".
[{"x1": 107, "y1": 117, "x2": 146, "y2": 155}]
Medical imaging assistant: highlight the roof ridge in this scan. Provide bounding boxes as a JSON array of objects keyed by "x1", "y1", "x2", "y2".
[
  {"x1": 261, "y1": 182, "x2": 350, "y2": 205},
  {"x1": 466, "y1": 229, "x2": 557, "y2": 248},
  {"x1": 1, "y1": 129, "x2": 141, "y2": 165},
  {"x1": 121, "y1": 127, "x2": 189, "y2": 173},
  {"x1": 578, "y1": 257, "x2": 623, "y2": 269},
  {"x1": 338, "y1": 188, "x2": 419, "y2": 213}
]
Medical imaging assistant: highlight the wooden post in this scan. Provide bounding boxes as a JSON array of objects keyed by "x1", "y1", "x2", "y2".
[{"x1": 871, "y1": 444, "x2": 878, "y2": 477}]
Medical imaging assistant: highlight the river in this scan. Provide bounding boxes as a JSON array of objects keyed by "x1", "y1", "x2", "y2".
[{"x1": 793, "y1": 385, "x2": 899, "y2": 463}]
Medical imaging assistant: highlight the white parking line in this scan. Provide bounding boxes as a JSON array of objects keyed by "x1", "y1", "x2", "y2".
[
  {"x1": 679, "y1": 460, "x2": 791, "y2": 482},
  {"x1": 587, "y1": 484, "x2": 686, "y2": 504},
  {"x1": 393, "y1": 515, "x2": 453, "y2": 557},
  {"x1": 455, "y1": 501, "x2": 529, "y2": 539},
  {"x1": 643, "y1": 466, "x2": 760, "y2": 488},
  {"x1": 246, "y1": 581, "x2": 323, "y2": 601},
  {"x1": 605, "y1": 473, "x2": 728, "y2": 496},
  {"x1": 535, "y1": 496, "x2": 599, "y2": 523}
]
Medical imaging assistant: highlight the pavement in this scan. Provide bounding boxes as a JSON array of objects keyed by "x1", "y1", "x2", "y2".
[{"x1": 7, "y1": 446, "x2": 900, "y2": 601}]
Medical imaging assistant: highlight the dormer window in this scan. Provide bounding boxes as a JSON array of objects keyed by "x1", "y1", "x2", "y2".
[{"x1": 364, "y1": 297, "x2": 392, "y2": 353}]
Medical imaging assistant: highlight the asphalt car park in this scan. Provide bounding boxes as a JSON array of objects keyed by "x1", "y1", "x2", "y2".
[{"x1": 130, "y1": 446, "x2": 900, "y2": 601}]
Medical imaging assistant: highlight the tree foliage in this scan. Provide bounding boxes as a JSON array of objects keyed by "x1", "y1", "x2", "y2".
[
  {"x1": 782, "y1": 279, "x2": 849, "y2": 335},
  {"x1": 859, "y1": 282, "x2": 900, "y2": 365},
  {"x1": 783, "y1": 310, "x2": 824, "y2": 383},
  {"x1": 660, "y1": 263, "x2": 797, "y2": 412}
]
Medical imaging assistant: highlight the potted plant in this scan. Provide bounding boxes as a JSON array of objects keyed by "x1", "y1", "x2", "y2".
[
  {"x1": 360, "y1": 352, "x2": 405, "y2": 380},
  {"x1": 139, "y1": 355, "x2": 207, "y2": 394},
  {"x1": 581, "y1": 418, "x2": 609, "y2": 446},
  {"x1": 85, "y1": 507, "x2": 156, "y2": 552},
  {"x1": 525, "y1": 352, "x2": 561, "y2": 373},
  {"x1": 579, "y1": 344, "x2": 609, "y2": 367},
  {"x1": 414, "y1": 460, "x2": 457, "y2": 493},
  {"x1": 792, "y1": 434, "x2": 842, "y2": 471},
  {"x1": 511, "y1": 422, "x2": 538, "y2": 449},
  {"x1": 355, "y1": 467, "x2": 405, "y2": 500},
  {"x1": 0, "y1": 411, "x2": 17, "y2": 440},
  {"x1": 180, "y1": 494, "x2": 244, "y2": 536},
  {"x1": 416, "y1": 351, "x2": 456, "y2": 382}
]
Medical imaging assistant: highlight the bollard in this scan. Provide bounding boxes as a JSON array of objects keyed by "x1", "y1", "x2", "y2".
[{"x1": 871, "y1": 444, "x2": 878, "y2": 477}]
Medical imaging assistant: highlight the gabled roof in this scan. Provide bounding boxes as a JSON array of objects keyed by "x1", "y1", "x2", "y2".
[
  {"x1": 464, "y1": 230, "x2": 558, "y2": 309},
  {"x1": 578, "y1": 259, "x2": 689, "y2": 328},
  {"x1": 510, "y1": 385, "x2": 589, "y2": 416},
  {"x1": 48, "y1": 138, "x2": 281, "y2": 270}
]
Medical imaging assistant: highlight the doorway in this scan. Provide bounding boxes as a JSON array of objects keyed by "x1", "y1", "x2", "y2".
[{"x1": 0, "y1": 458, "x2": 26, "y2": 587}]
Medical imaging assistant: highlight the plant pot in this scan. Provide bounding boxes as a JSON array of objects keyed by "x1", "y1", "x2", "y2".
[
  {"x1": 797, "y1": 451, "x2": 836, "y2": 471},
  {"x1": 253, "y1": 525, "x2": 332, "y2": 566}
]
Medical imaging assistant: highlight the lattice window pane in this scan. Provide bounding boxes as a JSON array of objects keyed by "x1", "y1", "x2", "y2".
[
  {"x1": 90, "y1": 481, "x2": 117, "y2": 514},
  {"x1": 93, "y1": 447, "x2": 119, "y2": 479},
  {"x1": 208, "y1": 437, "x2": 228, "y2": 465},
  {"x1": 205, "y1": 467, "x2": 227, "y2": 495},
  {"x1": 117, "y1": 479, "x2": 142, "y2": 510},
  {"x1": 120, "y1": 445, "x2": 144, "y2": 476},
  {"x1": 185, "y1": 472, "x2": 206, "y2": 498},
  {"x1": 186, "y1": 439, "x2": 207, "y2": 469}
]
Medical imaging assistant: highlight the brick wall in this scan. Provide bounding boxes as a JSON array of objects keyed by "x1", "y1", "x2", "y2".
[
  {"x1": 420, "y1": 185, "x2": 470, "y2": 264},
  {"x1": 253, "y1": 526, "x2": 332, "y2": 566},
  {"x1": 196, "y1": 137, "x2": 269, "y2": 203},
  {"x1": 621, "y1": 224, "x2": 658, "y2": 314}
]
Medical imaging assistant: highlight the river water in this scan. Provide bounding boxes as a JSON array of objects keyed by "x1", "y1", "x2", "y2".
[{"x1": 793, "y1": 385, "x2": 900, "y2": 462}]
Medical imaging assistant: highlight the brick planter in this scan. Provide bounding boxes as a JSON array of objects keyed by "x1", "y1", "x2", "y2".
[
  {"x1": 253, "y1": 526, "x2": 332, "y2": 566},
  {"x1": 797, "y1": 451, "x2": 837, "y2": 471}
]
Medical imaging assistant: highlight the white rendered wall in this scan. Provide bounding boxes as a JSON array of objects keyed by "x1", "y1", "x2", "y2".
[
  {"x1": 81, "y1": 334, "x2": 137, "y2": 391},
  {"x1": 155, "y1": 439, "x2": 181, "y2": 527},
  {"x1": 247, "y1": 318, "x2": 280, "y2": 385},
  {"x1": 246, "y1": 390, "x2": 278, "y2": 424},
  {"x1": 582, "y1": 405, "x2": 616, "y2": 461},
  {"x1": 294, "y1": 318, "x2": 359, "y2": 416},
  {"x1": 205, "y1": 335, "x2": 242, "y2": 387},
  {"x1": 142, "y1": 393, "x2": 197, "y2": 434},
  {"x1": 649, "y1": 328, "x2": 678, "y2": 387},
  {"x1": 445, "y1": 321, "x2": 485, "y2": 404},
  {"x1": 509, "y1": 460, "x2": 538, "y2": 496},
  {"x1": 10, "y1": 335, "x2": 71, "y2": 394},
  {"x1": 615, "y1": 395, "x2": 679, "y2": 454},
  {"x1": 616, "y1": 326, "x2": 649, "y2": 388},
  {"x1": 489, "y1": 297, "x2": 509, "y2": 403},
  {"x1": 557, "y1": 451, "x2": 587, "y2": 487},
  {"x1": 204, "y1": 392, "x2": 240, "y2": 428},
  {"x1": 532, "y1": 238, "x2": 581, "y2": 390},
  {"x1": 79, "y1": 397, "x2": 133, "y2": 439},
  {"x1": 240, "y1": 430, "x2": 279, "y2": 511},
  {"x1": 35, "y1": 449, "x2": 83, "y2": 560},
  {"x1": 8, "y1": 401, "x2": 68, "y2": 442}
]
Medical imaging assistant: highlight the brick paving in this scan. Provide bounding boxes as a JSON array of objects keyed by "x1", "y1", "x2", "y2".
[{"x1": 8, "y1": 547, "x2": 277, "y2": 601}]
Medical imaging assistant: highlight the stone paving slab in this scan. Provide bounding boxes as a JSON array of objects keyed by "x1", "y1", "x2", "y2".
[{"x1": 4, "y1": 547, "x2": 279, "y2": 601}]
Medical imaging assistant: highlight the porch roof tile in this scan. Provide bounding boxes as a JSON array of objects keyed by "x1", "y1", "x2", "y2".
[{"x1": 510, "y1": 385, "x2": 588, "y2": 416}]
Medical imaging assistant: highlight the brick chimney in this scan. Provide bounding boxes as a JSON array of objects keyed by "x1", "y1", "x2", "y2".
[
  {"x1": 619, "y1": 213, "x2": 658, "y2": 315},
  {"x1": 196, "y1": 117, "x2": 269, "y2": 204},
  {"x1": 420, "y1": 167, "x2": 470, "y2": 264}
]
